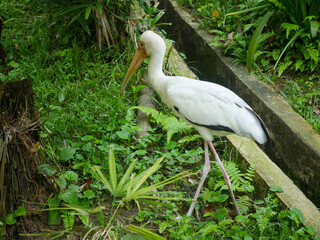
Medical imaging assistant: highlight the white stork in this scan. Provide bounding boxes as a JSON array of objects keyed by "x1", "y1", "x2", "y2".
[{"x1": 121, "y1": 30, "x2": 270, "y2": 216}]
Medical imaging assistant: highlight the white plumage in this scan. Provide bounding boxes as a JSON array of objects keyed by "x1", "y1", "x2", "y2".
[{"x1": 121, "y1": 30, "x2": 270, "y2": 216}]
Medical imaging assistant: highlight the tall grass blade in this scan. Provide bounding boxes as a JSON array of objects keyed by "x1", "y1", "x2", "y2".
[
  {"x1": 127, "y1": 156, "x2": 165, "y2": 199},
  {"x1": 108, "y1": 144, "x2": 117, "y2": 193},
  {"x1": 116, "y1": 159, "x2": 138, "y2": 196},
  {"x1": 223, "y1": 4, "x2": 270, "y2": 27},
  {"x1": 131, "y1": 171, "x2": 194, "y2": 199},
  {"x1": 273, "y1": 28, "x2": 304, "y2": 70},
  {"x1": 130, "y1": 164, "x2": 162, "y2": 188},
  {"x1": 126, "y1": 173, "x2": 135, "y2": 199},
  {"x1": 124, "y1": 225, "x2": 166, "y2": 240},
  {"x1": 85, "y1": 5, "x2": 93, "y2": 20},
  {"x1": 246, "y1": 12, "x2": 273, "y2": 73},
  {"x1": 91, "y1": 166, "x2": 113, "y2": 194}
]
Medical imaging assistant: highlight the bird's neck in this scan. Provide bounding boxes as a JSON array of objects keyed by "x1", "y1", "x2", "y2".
[{"x1": 148, "y1": 50, "x2": 165, "y2": 92}]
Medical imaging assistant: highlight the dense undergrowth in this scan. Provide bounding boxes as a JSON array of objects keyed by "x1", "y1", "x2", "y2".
[
  {"x1": 0, "y1": 0, "x2": 318, "y2": 239},
  {"x1": 178, "y1": 0, "x2": 320, "y2": 132}
]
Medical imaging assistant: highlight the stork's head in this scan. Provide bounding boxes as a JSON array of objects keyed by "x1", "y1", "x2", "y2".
[{"x1": 121, "y1": 31, "x2": 165, "y2": 94}]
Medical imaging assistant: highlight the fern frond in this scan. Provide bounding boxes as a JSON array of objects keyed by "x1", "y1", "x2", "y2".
[
  {"x1": 214, "y1": 161, "x2": 255, "y2": 193},
  {"x1": 201, "y1": 188, "x2": 213, "y2": 205},
  {"x1": 131, "y1": 105, "x2": 160, "y2": 119},
  {"x1": 199, "y1": 222, "x2": 220, "y2": 237},
  {"x1": 162, "y1": 116, "x2": 191, "y2": 143},
  {"x1": 237, "y1": 195, "x2": 252, "y2": 214},
  {"x1": 243, "y1": 23, "x2": 254, "y2": 33},
  {"x1": 132, "y1": 106, "x2": 192, "y2": 143},
  {"x1": 278, "y1": 61, "x2": 292, "y2": 77},
  {"x1": 307, "y1": 47, "x2": 319, "y2": 62},
  {"x1": 62, "y1": 212, "x2": 75, "y2": 231},
  {"x1": 254, "y1": 50, "x2": 266, "y2": 61},
  {"x1": 281, "y1": 23, "x2": 300, "y2": 38},
  {"x1": 258, "y1": 32, "x2": 275, "y2": 44},
  {"x1": 178, "y1": 134, "x2": 202, "y2": 144},
  {"x1": 244, "y1": 164, "x2": 255, "y2": 181}
]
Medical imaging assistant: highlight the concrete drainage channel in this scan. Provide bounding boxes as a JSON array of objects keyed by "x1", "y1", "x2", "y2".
[{"x1": 136, "y1": 0, "x2": 320, "y2": 233}]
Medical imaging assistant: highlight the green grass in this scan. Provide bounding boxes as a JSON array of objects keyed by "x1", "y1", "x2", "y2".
[{"x1": 1, "y1": 1, "x2": 318, "y2": 239}]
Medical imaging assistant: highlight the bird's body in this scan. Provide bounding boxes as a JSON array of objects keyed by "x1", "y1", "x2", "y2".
[
  {"x1": 155, "y1": 76, "x2": 267, "y2": 143},
  {"x1": 121, "y1": 30, "x2": 270, "y2": 216}
]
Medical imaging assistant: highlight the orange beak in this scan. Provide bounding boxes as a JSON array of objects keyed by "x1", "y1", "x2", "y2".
[{"x1": 121, "y1": 43, "x2": 147, "y2": 94}]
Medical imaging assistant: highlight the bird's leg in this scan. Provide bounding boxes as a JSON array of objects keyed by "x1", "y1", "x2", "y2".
[
  {"x1": 187, "y1": 141, "x2": 211, "y2": 216},
  {"x1": 208, "y1": 141, "x2": 240, "y2": 216}
]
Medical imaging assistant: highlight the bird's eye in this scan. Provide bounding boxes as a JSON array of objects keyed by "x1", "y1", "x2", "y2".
[{"x1": 140, "y1": 42, "x2": 144, "y2": 47}]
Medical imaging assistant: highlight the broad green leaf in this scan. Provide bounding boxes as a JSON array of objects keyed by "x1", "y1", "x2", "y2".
[
  {"x1": 84, "y1": 190, "x2": 95, "y2": 199},
  {"x1": 38, "y1": 164, "x2": 57, "y2": 175},
  {"x1": 116, "y1": 130, "x2": 130, "y2": 139},
  {"x1": 254, "y1": 200, "x2": 265, "y2": 205},
  {"x1": 5, "y1": 214, "x2": 17, "y2": 225},
  {"x1": 48, "y1": 197, "x2": 60, "y2": 208},
  {"x1": 135, "y1": 150, "x2": 147, "y2": 156},
  {"x1": 214, "y1": 208, "x2": 228, "y2": 220},
  {"x1": 290, "y1": 208, "x2": 303, "y2": 222},
  {"x1": 218, "y1": 194, "x2": 229, "y2": 202},
  {"x1": 59, "y1": 190, "x2": 79, "y2": 204},
  {"x1": 56, "y1": 175, "x2": 67, "y2": 189},
  {"x1": 244, "y1": 236, "x2": 254, "y2": 240},
  {"x1": 310, "y1": 21, "x2": 319, "y2": 38},
  {"x1": 81, "y1": 135, "x2": 94, "y2": 141},
  {"x1": 242, "y1": 184, "x2": 255, "y2": 193},
  {"x1": 57, "y1": 147, "x2": 76, "y2": 162},
  {"x1": 235, "y1": 215, "x2": 247, "y2": 223},
  {"x1": 7, "y1": 60, "x2": 19, "y2": 68},
  {"x1": 269, "y1": 185, "x2": 283, "y2": 193},
  {"x1": 14, "y1": 206, "x2": 26, "y2": 217},
  {"x1": 65, "y1": 170, "x2": 78, "y2": 182},
  {"x1": 48, "y1": 209, "x2": 61, "y2": 226}
]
